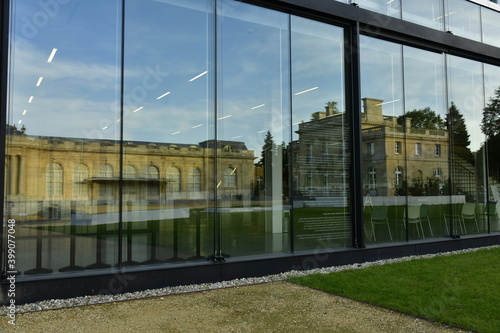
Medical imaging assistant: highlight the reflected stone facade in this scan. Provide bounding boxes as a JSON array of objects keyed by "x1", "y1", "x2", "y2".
[
  {"x1": 361, "y1": 98, "x2": 449, "y2": 196},
  {"x1": 5, "y1": 126, "x2": 255, "y2": 222}
]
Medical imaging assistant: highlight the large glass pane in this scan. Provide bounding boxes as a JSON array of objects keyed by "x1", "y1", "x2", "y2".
[
  {"x1": 123, "y1": 0, "x2": 214, "y2": 264},
  {"x1": 481, "y1": 7, "x2": 500, "y2": 48},
  {"x1": 483, "y1": 64, "x2": 500, "y2": 232},
  {"x1": 357, "y1": 0, "x2": 401, "y2": 18},
  {"x1": 403, "y1": 46, "x2": 449, "y2": 239},
  {"x1": 401, "y1": 0, "x2": 444, "y2": 30},
  {"x1": 445, "y1": 0, "x2": 481, "y2": 42},
  {"x1": 217, "y1": 1, "x2": 290, "y2": 258},
  {"x1": 5, "y1": 0, "x2": 121, "y2": 274},
  {"x1": 290, "y1": 17, "x2": 350, "y2": 251},
  {"x1": 447, "y1": 55, "x2": 486, "y2": 236},
  {"x1": 360, "y1": 36, "x2": 405, "y2": 244}
]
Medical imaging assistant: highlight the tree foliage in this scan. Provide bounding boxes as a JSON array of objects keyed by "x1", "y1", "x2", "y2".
[
  {"x1": 481, "y1": 87, "x2": 500, "y2": 138},
  {"x1": 326, "y1": 101, "x2": 339, "y2": 114},
  {"x1": 259, "y1": 130, "x2": 276, "y2": 166},
  {"x1": 446, "y1": 102, "x2": 471, "y2": 149},
  {"x1": 397, "y1": 107, "x2": 446, "y2": 129}
]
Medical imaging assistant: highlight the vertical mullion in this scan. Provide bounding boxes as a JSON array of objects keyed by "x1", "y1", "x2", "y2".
[
  {"x1": 348, "y1": 22, "x2": 365, "y2": 249},
  {"x1": 117, "y1": 0, "x2": 126, "y2": 269},
  {"x1": 213, "y1": 0, "x2": 221, "y2": 260},
  {"x1": 0, "y1": 0, "x2": 11, "y2": 278},
  {"x1": 288, "y1": 14, "x2": 295, "y2": 254}
]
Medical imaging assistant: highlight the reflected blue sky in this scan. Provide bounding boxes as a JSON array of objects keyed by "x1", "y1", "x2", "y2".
[
  {"x1": 11, "y1": 0, "x2": 121, "y2": 140},
  {"x1": 7, "y1": 0, "x2": 500, "y2": 154}
]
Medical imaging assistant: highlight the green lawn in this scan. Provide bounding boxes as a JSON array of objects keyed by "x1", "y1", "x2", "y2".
[{"x1": 289, "y1": 247, "x2": 500, "y2": 333}]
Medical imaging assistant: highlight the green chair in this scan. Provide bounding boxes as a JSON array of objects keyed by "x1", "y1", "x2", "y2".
[
  {"x1": 461, "y1": 203, "x2": 479, "y2": 234},
  {"x1": 404, "y1": 205, "x2": 425, "y2": 238},
  {"x1": 370, "y1": 206, "x2": 392, "y2": 241}
]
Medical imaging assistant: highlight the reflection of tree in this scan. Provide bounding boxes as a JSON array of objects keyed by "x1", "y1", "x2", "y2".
[
  {"x1": 255, "y1": 132, "x2": 290, "y2": 199},
  {"x1": 395, "y1": 176, "x2": 447, "y2": 196},
  {"x1": 481, "y1": 87, "x2": 500, "y2": 181},
  {"x1": 397, "y1": 107, "x2": 446, "y2": 129},
  {"x1": 325, "y1": 101, "x2": 339, "y2": 114},
  {"x1": 446, "y1": 102, "x2": 472, "y2": 162},
  {"x1": 481, "y1": 87, "x2": 500, "y2": 138},
  {"x1": 259, "y1": 131, "x2": 277, "y2": 167}
]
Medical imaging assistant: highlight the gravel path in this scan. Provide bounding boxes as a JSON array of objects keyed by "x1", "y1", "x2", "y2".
[
  {"x1": 1, "y1": 282, "x2": 468, "y2": 333},
  {"x1": 2, "y1": 246, "x2": 494, "y2": 332}
]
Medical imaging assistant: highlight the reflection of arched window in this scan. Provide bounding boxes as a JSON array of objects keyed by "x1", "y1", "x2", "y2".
[
  {"x1": 146, "y1": 165, "x2": 159, "y2": 179},
  {"x1": 123, "y1": 165, "x2": 137, "y2": 179},
  {"x1": 47, "y1": 163, "x2": 63, "y2": 196},
  {"x1": 73, "y1": 163, "x2": 89, "y2": 196},
  {"x1": 188, "y1": 167, "x2": 201, "y2": 193},
  {"x1": 368, "y1": 167, "x2": 376, "y2": 190},
  {"x1": 99, "y1": 164, "x2": 114, "y2": 178},
  {"x1": 224, "y1": 167, "x2": 237, "y2": 187},
  {"x1": 395, "y1": 166, "x2": 403, "y2": 187},
  {"x1": 224, "y1": 145, "x2": 234, "y2": 152},
  {"x1": 167, "y1": 167, "x2": 180, "y2": 192}
]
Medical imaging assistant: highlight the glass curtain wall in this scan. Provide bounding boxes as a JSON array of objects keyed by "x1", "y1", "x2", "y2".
[
  {"x1": 481, "y1": 6, "x2": 500, "y2": 48},
  {"x1": 122, "y1": 0, "x2": 215, "y2": 264},
  {"x1": 217, "y1": 1, "x2": 291, "y2": 258},
  {"x1": 290, "y1": 17, "x2": 350, "y2": 251},
  {"x1": 445, "y1": 0, "x2": 482, "y2": 41},
  {"x1": 360, "y1": 36, "x2": 405, "y2": 243},
  {"x1": 401, "y1": 0, "x2": 444, "y2": 30},
  {"x1": 402, "y1": 46, "x2": 448, "y2": 239},
  {"x1": 5, "y1": 0, "x2": 122, "y2": 274},
  {"x1": 447, "y1": 55, "x2": 486, "y2": 236},
  {"x1": 356, "y1": 0, "x2": 402, "y2": 18},
  {"x1": 483, "y1": 64, "x2": 500, "y2": 232}
]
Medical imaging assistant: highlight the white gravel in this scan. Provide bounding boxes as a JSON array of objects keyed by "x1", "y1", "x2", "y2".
[{"x1": 1, "y1": 245, "x2": 498, "y2": 315}]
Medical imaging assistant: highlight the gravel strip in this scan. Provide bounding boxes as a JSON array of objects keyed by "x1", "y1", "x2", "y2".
[{"x1": 1, "y1": 245, "x2": 498, "y2": 315}]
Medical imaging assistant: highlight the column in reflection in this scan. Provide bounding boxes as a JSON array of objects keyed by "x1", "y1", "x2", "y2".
[
  {"x1": 482, "y1": 64, "x2": 500, "y2": 232},
  {"x1": 447, "y1": 55, "x2": 486, "y2": 235},
  {"x1": 360, "y1": 36, "x2": 405, "y2": 244},
  {"x1": 217, "y1": 0, "x2": 290, "y2": 257},
  {"x1": 403, "y1": 46, "x2": 448, "y2": 239},
  {"x1": 123, "y1": 0, "x2": 215, "y2": 264},
  {"x1": 291, "y1": 16, "x2": 350, "y2": 251},
  {"x1": 6, "y1": 0, "x2": 122, "y2": 274}
]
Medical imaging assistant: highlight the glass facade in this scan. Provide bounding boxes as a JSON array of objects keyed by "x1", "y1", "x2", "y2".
[{"x1": 2, "y1": 0, "x2": 500, "y2": 303}]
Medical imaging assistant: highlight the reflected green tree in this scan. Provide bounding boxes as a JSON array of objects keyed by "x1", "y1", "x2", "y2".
[
  {"x1": 446, "y1": 102, "x2": 472, "y2": 163},
  {"x1": 481, "y1": 87, "x2": 500, "y2": 138},
  {"x1": 397, "y1": 107, "x2": 446, "y2": 129},
  {"x1": 481, "y1": 87, "x2": 500, "y2": 181}
]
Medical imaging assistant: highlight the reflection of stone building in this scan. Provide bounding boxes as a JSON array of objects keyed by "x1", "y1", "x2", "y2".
[
  {"x1": 293, "y1": 99, "x2": 451, "y2": 198},
  {"x1": 292, "y1": 105, "x2": 350, "y2": 199},
  {"x1": 362, "y1": 98, "x2": 449, "y2": 196},
  {"x1": 4, "y1": 128, "x2": 255, "y2": 221}
]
